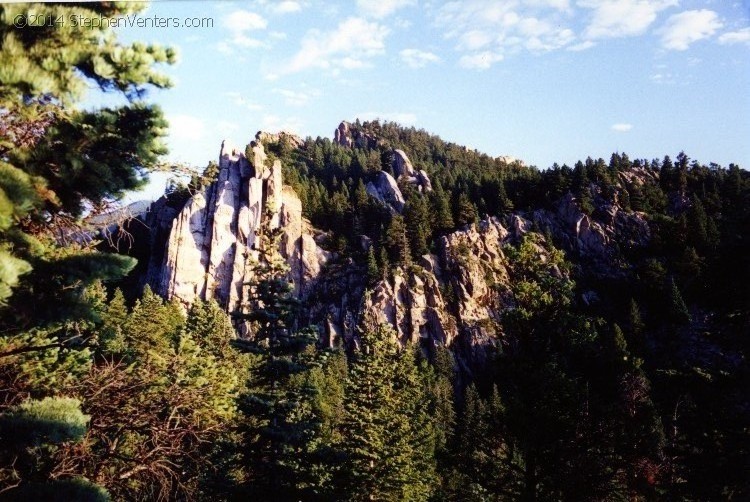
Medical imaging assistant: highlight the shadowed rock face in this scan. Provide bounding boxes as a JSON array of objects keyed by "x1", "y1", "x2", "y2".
[
  {"x1": 366, "y1": 171, "x2": 406, "y2": 212},
  {"x1": 145, "y1": 133, "x2": 329, "y2": 322}
]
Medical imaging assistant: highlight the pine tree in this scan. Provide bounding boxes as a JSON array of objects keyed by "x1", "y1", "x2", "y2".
[
  {"x1": 384, "y1": 214, "x2": 411, "y2": 266},
  {"x1": 667, "y1": 278, "x2": 691, "y2": 325},
  {"x1": 237, "y1": 209, "x2": 299, "y2": 344},
  {"x1": 403, "y1": 193, "x2": 431, "y2": 259},
  {"x1": 429, "y1": 180, "x2": 454, "y2": 236},
  {"x1": 366, "y1": 246, "x2": 380, "y2": 286},
  {"x1": 0, "y1": 1, "x2": 173, "y2": 322},
  {"x1": 338, "y1": 322, "x2": 436, "y2": 501},
  {"x1": 628, "y1": 299, "x2": 645, "y2": 339},
  {"x1": 98, "y1": 288, "x2": 127, "y2": 356},
  {"x1": 454, "y1": 192, "x2": 478, "y2": 227},
  {"x1": 235, "y1": 210, "x2": 331, "y2": 500}
]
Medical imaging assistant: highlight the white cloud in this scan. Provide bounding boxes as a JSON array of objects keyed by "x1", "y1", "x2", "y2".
[
  {"x1": 659, "y1": 10, "x2": 722, "y2": 51},
  {"x1": 567, "y1": 40, "x2": 596, "y2": 51},
  {"x1": 527, "y1": 0, "x2": 571, "y2": 11},
  {"x1": 357, "y1": 0, "x2": 415, "y2": 19},
  {"x1": 434, "y1": 1, "x2": 578, "y2": 68},
  {"x1": 169, "y1": 114, "x2": 206, "y2": 141},
  {"x1": 400, "y1": 48, "x2": 441, "y2": 68},
  {"x1": 459, "y1": 51, "x2": 504, "y2": 70},
  {"x1": 458, "y1": 30, "x2": 495, "y2": 51},
  {"x1": 260, "y1": 114, "x2": 304, "y2": 133},
  {"x1": 356, "y1": 112, "x2": 418, "y2": 125},
  {"x1": 223, "y1": 9, "x2": 267, "y2": 32},
  {"x1": 273, "y1": 88, "x2": 321, "y2": 106},
  {"x1": 579, "y1": 0, "x2": 678, "y2": 40},
  {"x1": 611, "y1": 123, "x2": 633, "y2": 132},
  {"x1": 271, "y1": 1, "x2": 303, "y2": 14},
  {"x1": 278, "y1": 17, "x2": 389, "y2": 75},
  {"x1": 718, "y1": 27, "x2": 750, "y2": 46},
  {"x1": 218, "y1": 9, "x2": 268, "y2": 54}
]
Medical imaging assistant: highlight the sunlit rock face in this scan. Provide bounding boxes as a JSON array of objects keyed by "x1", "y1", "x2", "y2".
[{"x1": 146, "y1": 132, "x2": 329, "y2": 319}]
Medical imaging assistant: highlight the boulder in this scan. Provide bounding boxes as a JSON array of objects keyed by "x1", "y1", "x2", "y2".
[
  {"x1": 393, "y1": 149, "x2": 415, "y2": 178},
  {"x1": 366, "y1": 171, "x2": 406, "y2": 212}
]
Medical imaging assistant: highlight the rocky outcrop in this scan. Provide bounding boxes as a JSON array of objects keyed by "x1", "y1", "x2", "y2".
[
  {"x1": 256, "y1": 130, "x2": 304, "y2": 150},
  {"x1": 439, "y1": 218, "x2": 510, "y2": 324},
  {"x1": 529, "y1": 192, "x2": 650, "y2": 265},
  {"x1": 366, "y1": 171, "x2": 406, "y2": 212},
  {"x1": 146, "y1": 133, "x2": 329, "y2": 324},
  {"x1": 136, "y1": 121, "x2": 657, "y2": 372},
  {"x1": 362, "y1": 269, "x2": 457, "y2": 347},
  {"x1": 393, "y1": 149, "x2": 415, "y2": 178},
  {"x1": 334, "y1": 120, "x2": 377, "y2": 149},
  {"x1": 334, "y1": 121, "x2": 353, "y2": 148},
  {"x1": 317, "y1": 217, "x2": 515, "y2": 366},
  {"x1": 392, "y1": 149, "x2": 432, "y2": 193}
]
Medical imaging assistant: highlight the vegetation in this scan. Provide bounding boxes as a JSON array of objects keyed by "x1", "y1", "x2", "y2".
[{"x1": 1, "y1": 2, "x2": 748, "y2": 500}]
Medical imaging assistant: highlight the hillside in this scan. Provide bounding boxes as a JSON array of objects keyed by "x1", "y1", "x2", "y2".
[
  {"x1": 2, "y1": 117, "x2": 748, "y2": 500},
  {"x1": 111, "y1": 120, "x2": 748, "y2": 500}
]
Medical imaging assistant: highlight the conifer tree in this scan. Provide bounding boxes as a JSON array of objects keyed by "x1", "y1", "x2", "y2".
[
  {"x1": 366, "y1": 246, "x2": 380, "y2": 286},
  {"x1": 339, "y1": 321, "x2": 436, "y2": 501},
  {"x1": 429, "y1": 180, "x2": 454, "y2": 237},
  {"x1": 384, "y1": 214, "x2": 411, "y2": 266},
  {"x1": 667, "y1": 278, "x2": 691, "y2": 325},
  {"x1": 454, "y1": 192, "x2": 478, "y2": 227},
  {"x1": 404, "y1": 193, "x2": 431, "y2": 259}
]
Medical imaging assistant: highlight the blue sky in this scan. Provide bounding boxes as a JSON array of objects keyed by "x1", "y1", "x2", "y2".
[{"x1": 111, "y1": 0, "x2": 750, "y2": 200}]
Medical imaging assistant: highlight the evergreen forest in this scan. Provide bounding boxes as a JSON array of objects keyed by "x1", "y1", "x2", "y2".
[{"x1": 0, "y1": 3, "x2": 748, "y2": 501}]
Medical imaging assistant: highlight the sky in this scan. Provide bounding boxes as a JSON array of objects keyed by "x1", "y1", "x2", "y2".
[{"x1": 107, "y1": 0, "x2": 750, "y2": 200}]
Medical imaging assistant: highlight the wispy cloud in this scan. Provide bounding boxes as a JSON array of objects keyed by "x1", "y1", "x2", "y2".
[
  {"x1": 459, "y1": 51, "x2": 504, "y2": 70},
  {"x1": 224, "y1": 92, "x2": 263, "y2": 112},
  {"x1": 357, "y1": 0, "x2": 416, "y2": 19},
  {"x1": 611, "y1": 123, "x2": 633, "y2": 132},
  {"x1": 650, "y1": 72, "x2": 676, "y2": 85},
  {"x1": 271, "y1": 1, "x2": 303, "y2": 15},
  {"x1": 567, "y1": 40, "x2": 596, "y2": 51},
  {"x1": 658, "y1": 10, "x2": 722, "y2": 51},
  {"x1": 217, "y1": 9, "x2": 268, "y2": 54},
  {"x1": 579, "y1": 0, "x2": 677, "y2": 40},
  {"x1": 273, "y1": 88, "x2": 321, "y2": 107},
  {"x1": 399, "y1": 49, "x2": 441, "y2": 68},
  {"x1": 718, "y1": 27, "x2": 750, "y2": 46},
  {"x1": 260, "y1": 114, "x2": 304, "y2": 133},
  {"x1": 275, "y1": 17, "x2": 389, "y2": 75},
  {"x1": 433, "y1": 1, "x2": 580, "y2": 70},
  {"x1": 216, "y1": 120, "x2": 240, "y2": 136}
]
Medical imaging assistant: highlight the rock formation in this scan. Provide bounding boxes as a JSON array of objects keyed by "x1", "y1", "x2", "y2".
[
  {"x1": 139, "y1": 122, "x2": 653, "y2": 365},
  {"x1": 393, "y1": 149, "x2": 415, "y2": 178},
  {"x1": 333, "y1": 120, "x2": 377, "y2": 149},
  {"x1": 335, "y1": 121, "x2": 432, "y2": 194},
  {"x1": 333, "y1": 121, "x2": 353, "y2": 148},
  {"x1": 366, "y1": 171, "x2": 406, "y2": 212},
  {"x1": 392, "y1": 149, "x2": 432, "y2": 193},
  {"x1": 145, "y1": 133, "x2": 329, "y2": 325}
]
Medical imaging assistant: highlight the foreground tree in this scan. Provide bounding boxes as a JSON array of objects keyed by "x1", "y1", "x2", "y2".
[
  {"x1": 338, "y1": 320, "x2": 437, "y2": 501},
  {"x1": 0, "y1": 3, "x2": 175, "y2": 494}
]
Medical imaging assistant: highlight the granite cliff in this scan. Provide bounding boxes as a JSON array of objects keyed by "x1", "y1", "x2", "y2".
[
  {"x1": 136, "y1": 123, "x2": 653, "y2": 364},
  {"x1": 142, "y1": 132, "x2": 329, "y2": 332}
]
